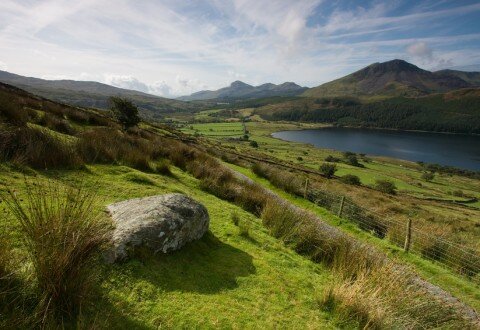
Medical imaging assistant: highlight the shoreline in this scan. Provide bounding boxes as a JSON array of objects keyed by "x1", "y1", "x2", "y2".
[{"x1": 272, "y1": 122, "x2": 480, "y2": 136}]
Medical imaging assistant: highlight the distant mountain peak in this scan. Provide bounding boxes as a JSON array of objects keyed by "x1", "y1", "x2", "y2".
[
  {"x1": 356, "y1": 59, "x2": 424, "y2": 79},
  {"x1": 303, "y1": 59, "x2": 479, "y2": 98},
  {"x1": 230, "y1": 80, "x2": 251, "y2": 88}
]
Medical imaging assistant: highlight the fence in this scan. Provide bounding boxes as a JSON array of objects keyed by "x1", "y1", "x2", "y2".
[{"x1": 303, "y1": 182, "x2": 480, "y2": 282}]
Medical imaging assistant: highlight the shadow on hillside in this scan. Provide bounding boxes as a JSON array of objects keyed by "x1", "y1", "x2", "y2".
[{"x1": 110, "y1": 231, "x2": 256, "y2": 294}]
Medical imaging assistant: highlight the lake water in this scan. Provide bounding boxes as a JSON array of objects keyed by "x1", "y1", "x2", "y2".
[{"x1": 272, "y1": 127, "x2": 480, "y2": 171}]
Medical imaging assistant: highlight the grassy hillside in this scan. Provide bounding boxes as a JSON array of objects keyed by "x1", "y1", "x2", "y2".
[
  {"x1": 0, "y1": 71, "x2": 203, "y2": 119},
  {"x1": 253, "y1": 90, "x2": 480, "y2": 134},
  {"x1": 1, "y1": 84, "x2": 479, "y2": 328}
]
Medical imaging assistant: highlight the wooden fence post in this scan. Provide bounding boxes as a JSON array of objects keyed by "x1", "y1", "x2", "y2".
[
  {"x1": 338, "y1": 196, "x2": 345, "y2": 218},
  {"x1": 404, "y1": 219, "x2": 412, "y2": 252},
  {"x1": 304, "y1": 178, "x2": 309, "y2": 199}
]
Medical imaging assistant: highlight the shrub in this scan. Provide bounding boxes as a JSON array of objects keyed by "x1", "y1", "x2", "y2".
[
  {"x1": 1, "y1": 181, "x2": 110, "y2": 324},
  {"x1": 421, "y1": 172, "x2": 435, "y2": 181},
  {"x1": 110, "y1": 97, "x2": 140, "y2": 130},
  {"x1": 0, "y1": 126, "x2": 82, "y2": 169},
  {"x1": 251, "y1": 163, "x2": 269, "y2": 178},
  {"x1": 340, "y1": 174, "x2": 361, "y2": 186},
  {"x1": 320, "y1": 163, "x2": 337, "y2": 178},
  {"x1": 374, "y1": 180, "x2": 397, "y2": 195},
  {"x1": 297, "y1": 156, "x2": 303, "y2": 161},
  {"x1": 325, "y1": 155, "x2": 340, "y2": 162},
  {"x1": 249, "y1": 140, "x2": 259, "y2": 148},
  {"x1": 343, "y1": 152, "x2": 363, "y2": 167},
  {"x1": 0, "y1": 94, "x2": 29, "y2": 126}
]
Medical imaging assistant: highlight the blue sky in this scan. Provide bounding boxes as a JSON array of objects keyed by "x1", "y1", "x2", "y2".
[{"x1": 1, "y1": 0, "x2": 480, "y2": 97}]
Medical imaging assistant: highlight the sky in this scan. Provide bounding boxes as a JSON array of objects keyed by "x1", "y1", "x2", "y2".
[{"x1": 1, "y1": 0, "x2": 480, "y2": 97}]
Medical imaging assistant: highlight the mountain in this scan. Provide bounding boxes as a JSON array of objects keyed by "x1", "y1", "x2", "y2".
[
  {"x1": 303, "y1": 59, "x2": 478, "y2": 98},
  {"x1": 178, "y1": 80, "x2": 307, "y2": 101},
  {"x1": 0, "y1": 70, "x2": 199, "y2": 118},
  {"x1": 435, "y1": 69, "x2": 480, "y2": 86}
]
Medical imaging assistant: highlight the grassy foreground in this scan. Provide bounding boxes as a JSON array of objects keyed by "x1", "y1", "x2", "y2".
[{"x1": 0, "y1": 164, "x2": 340, "y2": 328}]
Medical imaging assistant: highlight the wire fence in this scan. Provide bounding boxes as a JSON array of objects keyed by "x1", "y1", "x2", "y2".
[{"x1": 304, "y1": 185, "x2": 480, "y2": 283}]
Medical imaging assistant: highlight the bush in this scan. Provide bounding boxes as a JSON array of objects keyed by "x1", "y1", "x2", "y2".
[
  {"x1": 340, "y1": 174, "x2": 361, "y2": 186},
  {"x1": 343, "y1": 152, "x2": 363, "y2": 167},
  {"x1": 421, "y1": 172, "x2": 435, "y2": 181},
  {"x1": 249, "y1": 140, "x2": 259, "y2": 148},
  {"x1": 325, "y1": 155, "x2": 340, "y2": 162},
  {"x1": 0, "y1": 126, "x2": 83, "y2": 169},
  {"x1": 374, "y1": 180, "x2": 397, "y2": 195},
  {"x1": 0, "y1": 94, "x2": 29, "y2": 126},
  {"x1": 320, "y1": 163, "x2": 337, "y2": 178},
  {"x1": 1, "y1": 181, "x2": 110, "y2": 324}
]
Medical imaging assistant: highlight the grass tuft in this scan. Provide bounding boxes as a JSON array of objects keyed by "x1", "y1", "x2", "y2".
[{"x1": 1, "y1": 180, "x2": 111, "y2": 325}]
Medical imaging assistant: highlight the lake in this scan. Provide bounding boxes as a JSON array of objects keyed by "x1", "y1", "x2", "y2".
[{"x1": 272, "y1": 127, "x2": 480, "y2": 171}]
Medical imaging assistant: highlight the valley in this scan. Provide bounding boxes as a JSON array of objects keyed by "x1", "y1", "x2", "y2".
[{"x1": 1, "y1": 59, "x2": 479, "y2": 328}]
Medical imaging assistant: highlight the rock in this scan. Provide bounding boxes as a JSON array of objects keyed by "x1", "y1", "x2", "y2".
[{"x1": 105, "y1": 193, "x2": 209, "y2": 263}]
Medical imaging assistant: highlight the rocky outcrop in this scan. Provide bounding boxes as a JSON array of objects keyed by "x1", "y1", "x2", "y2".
[{"x1": 105, "y1": 193, "x2": 209, "y2": 263}]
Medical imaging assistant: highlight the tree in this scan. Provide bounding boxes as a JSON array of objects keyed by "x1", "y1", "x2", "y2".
[
  {"x1": 320, "y1": 163, "x2": 337, "y2": 178},
  {"x1": 110, "y1": 97, "x2": 140, "y2": 130}
]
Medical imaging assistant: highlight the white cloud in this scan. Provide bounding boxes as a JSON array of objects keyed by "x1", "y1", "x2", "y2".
[
  {"x1": 406, "y1": 41, "x2": 433, "y2": 60},
  {"x1": 104, "y1": 75, "x2": 150, "y2": 93},
  {"x1": 0, "y1": 60, "x2": 7, "y2": 71},
  {"x1": 0, "y1": 0, "x2": 479, "y2": 94}
]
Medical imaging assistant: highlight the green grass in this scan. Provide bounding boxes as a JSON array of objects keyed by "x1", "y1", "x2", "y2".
[{"x1": 0, "y1": 163, "x2": 338, "y2": 328}]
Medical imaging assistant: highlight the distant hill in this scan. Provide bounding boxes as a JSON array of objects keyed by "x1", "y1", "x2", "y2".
[
  {"x1": 0, "y1": 70, "x2": 200, "y2": 119},
  {"x1": 178, "y1": 80, "x2": 307, "y2": 101},
  {"x1": 303, "y1": 59, "x2": 479, "y2": 98},
  {"x1": 255, "y1": 88, "x2": 480, "y2": 134},
  {"x1": 434, "y1": 69, "x2": 480, "y2": 86}
]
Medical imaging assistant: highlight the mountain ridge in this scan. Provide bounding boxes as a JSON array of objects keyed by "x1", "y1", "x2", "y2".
[
  {"x1": 0, "y1": 70, "x2": 200, "y2": 118},
  {"x1": 178, "y1": 80, "x2": 307, "y2": 101},
  {"x1": 303, "y1": 59, "x2": 480, "y2": 98}
]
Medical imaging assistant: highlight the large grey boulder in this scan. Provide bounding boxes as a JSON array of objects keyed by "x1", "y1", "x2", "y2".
[{"x1": 105, "y1": 193, "x2": 209, "y2": 263}]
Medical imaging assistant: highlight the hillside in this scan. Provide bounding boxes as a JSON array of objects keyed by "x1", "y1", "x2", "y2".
[
  {"x1": 1, "y1": 83, "x2": 479, "y2": 328},
  {"x1": 435, "y1": 69, "x2": 480, "y2": 86},
  {"x1": 303, "y1": 59, "x2": 479, "y2": 98},
  {"x1": 178, "y1": 80, "x2": 307, "y2": 101},
  {"x1": 0, "y1": 70, "x2": 201, "y2": 119},
  {"x1": 254, "y1": 88, "x2": 480, "y2": 134}
]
